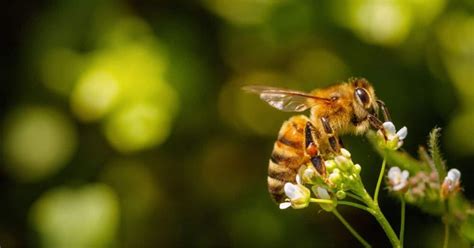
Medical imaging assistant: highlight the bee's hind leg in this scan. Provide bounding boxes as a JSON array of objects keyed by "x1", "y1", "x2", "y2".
[{"x1": 304, "y1": 122, "x2": 326, "y2": 176}]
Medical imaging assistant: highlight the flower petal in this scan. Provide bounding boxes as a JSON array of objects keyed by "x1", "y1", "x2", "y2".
[
  {"x1": 388, "y1": 167, "x2": 401, "y2": 179},
  {"x1": 383, "y1": 122, "x2": 396, "y2": 135},
  {"x1": 284, "y1": 183, "x2": 301, "y2": 199},
  {"x1": 317, "y1": 187, "x2": 330, "y2": 199},
  {"x1": 401, "y1": 170, "x2": 409, "y2": 179},
  {"x1": 296, "y1": 174, "x2": 302, "y2": 185},
  {"x1": 397, "y1": 127, "x2": 408, "y2": 140},
  {"x1": 447, "y1": 168, "x2": 461, "y2": 181},
  {"x1": 279, "y1": 202, "x2": 292, "y2": 209}
]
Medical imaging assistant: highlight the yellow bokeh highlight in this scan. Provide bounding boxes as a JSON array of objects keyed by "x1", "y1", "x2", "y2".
[
  {"x1": 30, "y1": 184, "x2": 120, "y2": 248},
  {"x1": 71, "y1": 71, "x2": 120, "y2": 122},
  {"x1": 105, "y1": 102, "x2": 173, "y2": 153},
  {"x1": 2, "y1": 106, "x2": 77, "y2": 182},
  {"x1": 68, "y1": 22, "x2": 179, "y2": 152},
  {"x1": 350, "y1": 0, "x2": 411, "y2": 46}
]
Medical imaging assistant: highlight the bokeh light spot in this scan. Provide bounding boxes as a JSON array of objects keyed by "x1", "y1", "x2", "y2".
[
  {"x1": 105, "y1": 102, "x2": 172, "y2": 153},
  {"x1": 335, "y1": 0, "x2": 412, "y2": 46},
  {"x1": 30, "y1": 184, "x2": 120, "y2": 248},
  {"x1": 2, "y1": 106, "x2": 77, "y2": 182},
  {"x1": 71, "y1": 70, "x2": 120, "y2": 122}
]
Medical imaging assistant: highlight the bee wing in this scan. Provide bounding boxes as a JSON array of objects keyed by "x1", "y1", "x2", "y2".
[{"x1": 242, "y1": 85, "x2": 330, "y2": 112}]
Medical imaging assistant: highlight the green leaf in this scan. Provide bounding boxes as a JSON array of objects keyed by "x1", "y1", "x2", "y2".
[{"x1": 428, "y1": 128, "x2": 446, "y2": 181}]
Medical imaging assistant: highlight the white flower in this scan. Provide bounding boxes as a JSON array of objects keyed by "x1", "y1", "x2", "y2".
[
  {"x1": 379, "y1": 121, "x2": 407, "y2": 149},
  {"x1": 387, "y1": 167, "x2": 409, "y2": 191},
  {"x1": 279, "y1": 182, "x2": 311, "y2": 209},
  {"x1": 441, "y1": 168, "x2": 461, "y2": 197}
]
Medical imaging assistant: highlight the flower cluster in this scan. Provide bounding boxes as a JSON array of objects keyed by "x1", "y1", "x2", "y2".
[
  {"x1": 387, "y1": 166, "x2": 462, "y2": 203},
  {"x1": 280, "y1": 148, "x2": 363, "y2": 211}
]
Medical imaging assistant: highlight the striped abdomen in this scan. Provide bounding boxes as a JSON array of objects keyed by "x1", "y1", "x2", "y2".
[{"x1": 267, "y1": 115, "x2": 311, "y2": 203}]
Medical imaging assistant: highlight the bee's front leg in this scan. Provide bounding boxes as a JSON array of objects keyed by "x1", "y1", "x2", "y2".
[
  {"x1": 305, "y1": 122, "x2": 326, "y2": 176},
  {"x1": 376, "y1": 100, "x2": 391, "y2": 122},
  {"x1": 320, "y1": 116, "x2": 342, "y2": 153},
  {"x1": 368, "y1": 114, "x2": 388, "y2": 140}
]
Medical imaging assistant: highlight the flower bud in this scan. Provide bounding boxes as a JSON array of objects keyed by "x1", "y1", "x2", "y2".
[
  {"x1": 328, "y1": 170, "x2": 342, "y2": 185},
  {"x1": 302, "y1": 166, "x2": 318, "y2": 184},
  {"x1": 441, "y1": 168, "x2": 461, "y2": 198},
  {"x1": 353, "y1": 164, "x2": 361, "y2": 174},
  {"x1": 340, "y1": 148, "x2": 351, "y2": 158},
  {"x1": 335, "y1": 155, "x2": 352, "y2": 171},
  {"x1": 325, "y1": 160, "x2": 337, "y2": 172},
  {"x1": 336, "y1": 190, "x2": 346, "y2": 199}
]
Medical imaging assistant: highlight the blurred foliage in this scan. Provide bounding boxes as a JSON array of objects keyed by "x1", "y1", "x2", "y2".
[{"x1": 0, "y1": 0, "x2": 473, "y2": 247}]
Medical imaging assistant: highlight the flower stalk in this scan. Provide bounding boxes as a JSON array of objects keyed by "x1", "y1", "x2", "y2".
[
  {"x1": 373, "y1": 157, "x2": 387, "y2": 205},
  {"x1": 332, "y1": 209, "x2": 372, "y2": 248},
  {"x1": 400, "y1": 199, "x2": 405, "y2": 247}
]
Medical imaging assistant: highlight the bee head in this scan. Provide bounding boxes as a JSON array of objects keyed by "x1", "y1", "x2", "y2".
[{"x1": 350, "y1": 78, "x2": 379, "y2": 117}]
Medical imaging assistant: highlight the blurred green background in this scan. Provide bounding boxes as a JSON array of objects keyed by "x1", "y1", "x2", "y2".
[{"x1": 1, "y1": 0, "x2": 473, "y2": 247}]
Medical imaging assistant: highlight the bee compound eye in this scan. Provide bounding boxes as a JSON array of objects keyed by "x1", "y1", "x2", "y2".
[{"x1": 355, "y1": 88, "x2": 370, "y2": 107}]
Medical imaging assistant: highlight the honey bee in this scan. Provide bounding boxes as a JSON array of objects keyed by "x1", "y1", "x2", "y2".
[{"x1": 243, "y1": 78, "x2": 391, "y2": 203}]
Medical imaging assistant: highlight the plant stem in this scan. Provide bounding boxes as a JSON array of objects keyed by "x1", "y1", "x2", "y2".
[
  {"x1": 359, "y1": 189, "x2": 400, "y2": 248},
  {"x1": 332, "y1": 209, "x2": 372, "y2": 248},
  {"x1": 309, "y1": 198, "x2": 334, "y2": 204},
  {"x1": 346, "y1": 192, "x2": 366, "y2": 203},
  {"x1": 373, "y1": 157, "x2": 387, "y2": 205},
  {"x1": 443, "y1": 222, "x2": 450, "y2": 248},
  {"x1": 400, "y1": 199, "x2": 405, "y2": 247},
  {"x1": 338, "y1": 201, "x2": 374, "y2": 214}
]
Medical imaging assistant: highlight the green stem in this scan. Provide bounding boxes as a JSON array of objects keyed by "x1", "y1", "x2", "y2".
[
  {"x1": 309, "y1": 198, "x2": 334, "y2": 204},
  {"x1": 359, "y1": 189, "x2": 400, "y2": 248},
  {"x1": 373, "y1": 157, "x2": 387, "y2": 205},
  {"x1": 338, "y1": 201, "x2": 374, "y2": 214},
  {"x1": 346, "y1": 192, "x2": 366, "y2": 203},
  {"x1": 332, "y1": 209, "x2": 372, "y2": 248},
  {"x1": 443, "y1": 222, "x2": 449, "y2": 248},
  {"x1": 400, "y1": 199, "x2": 405, "y2": 247}
]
